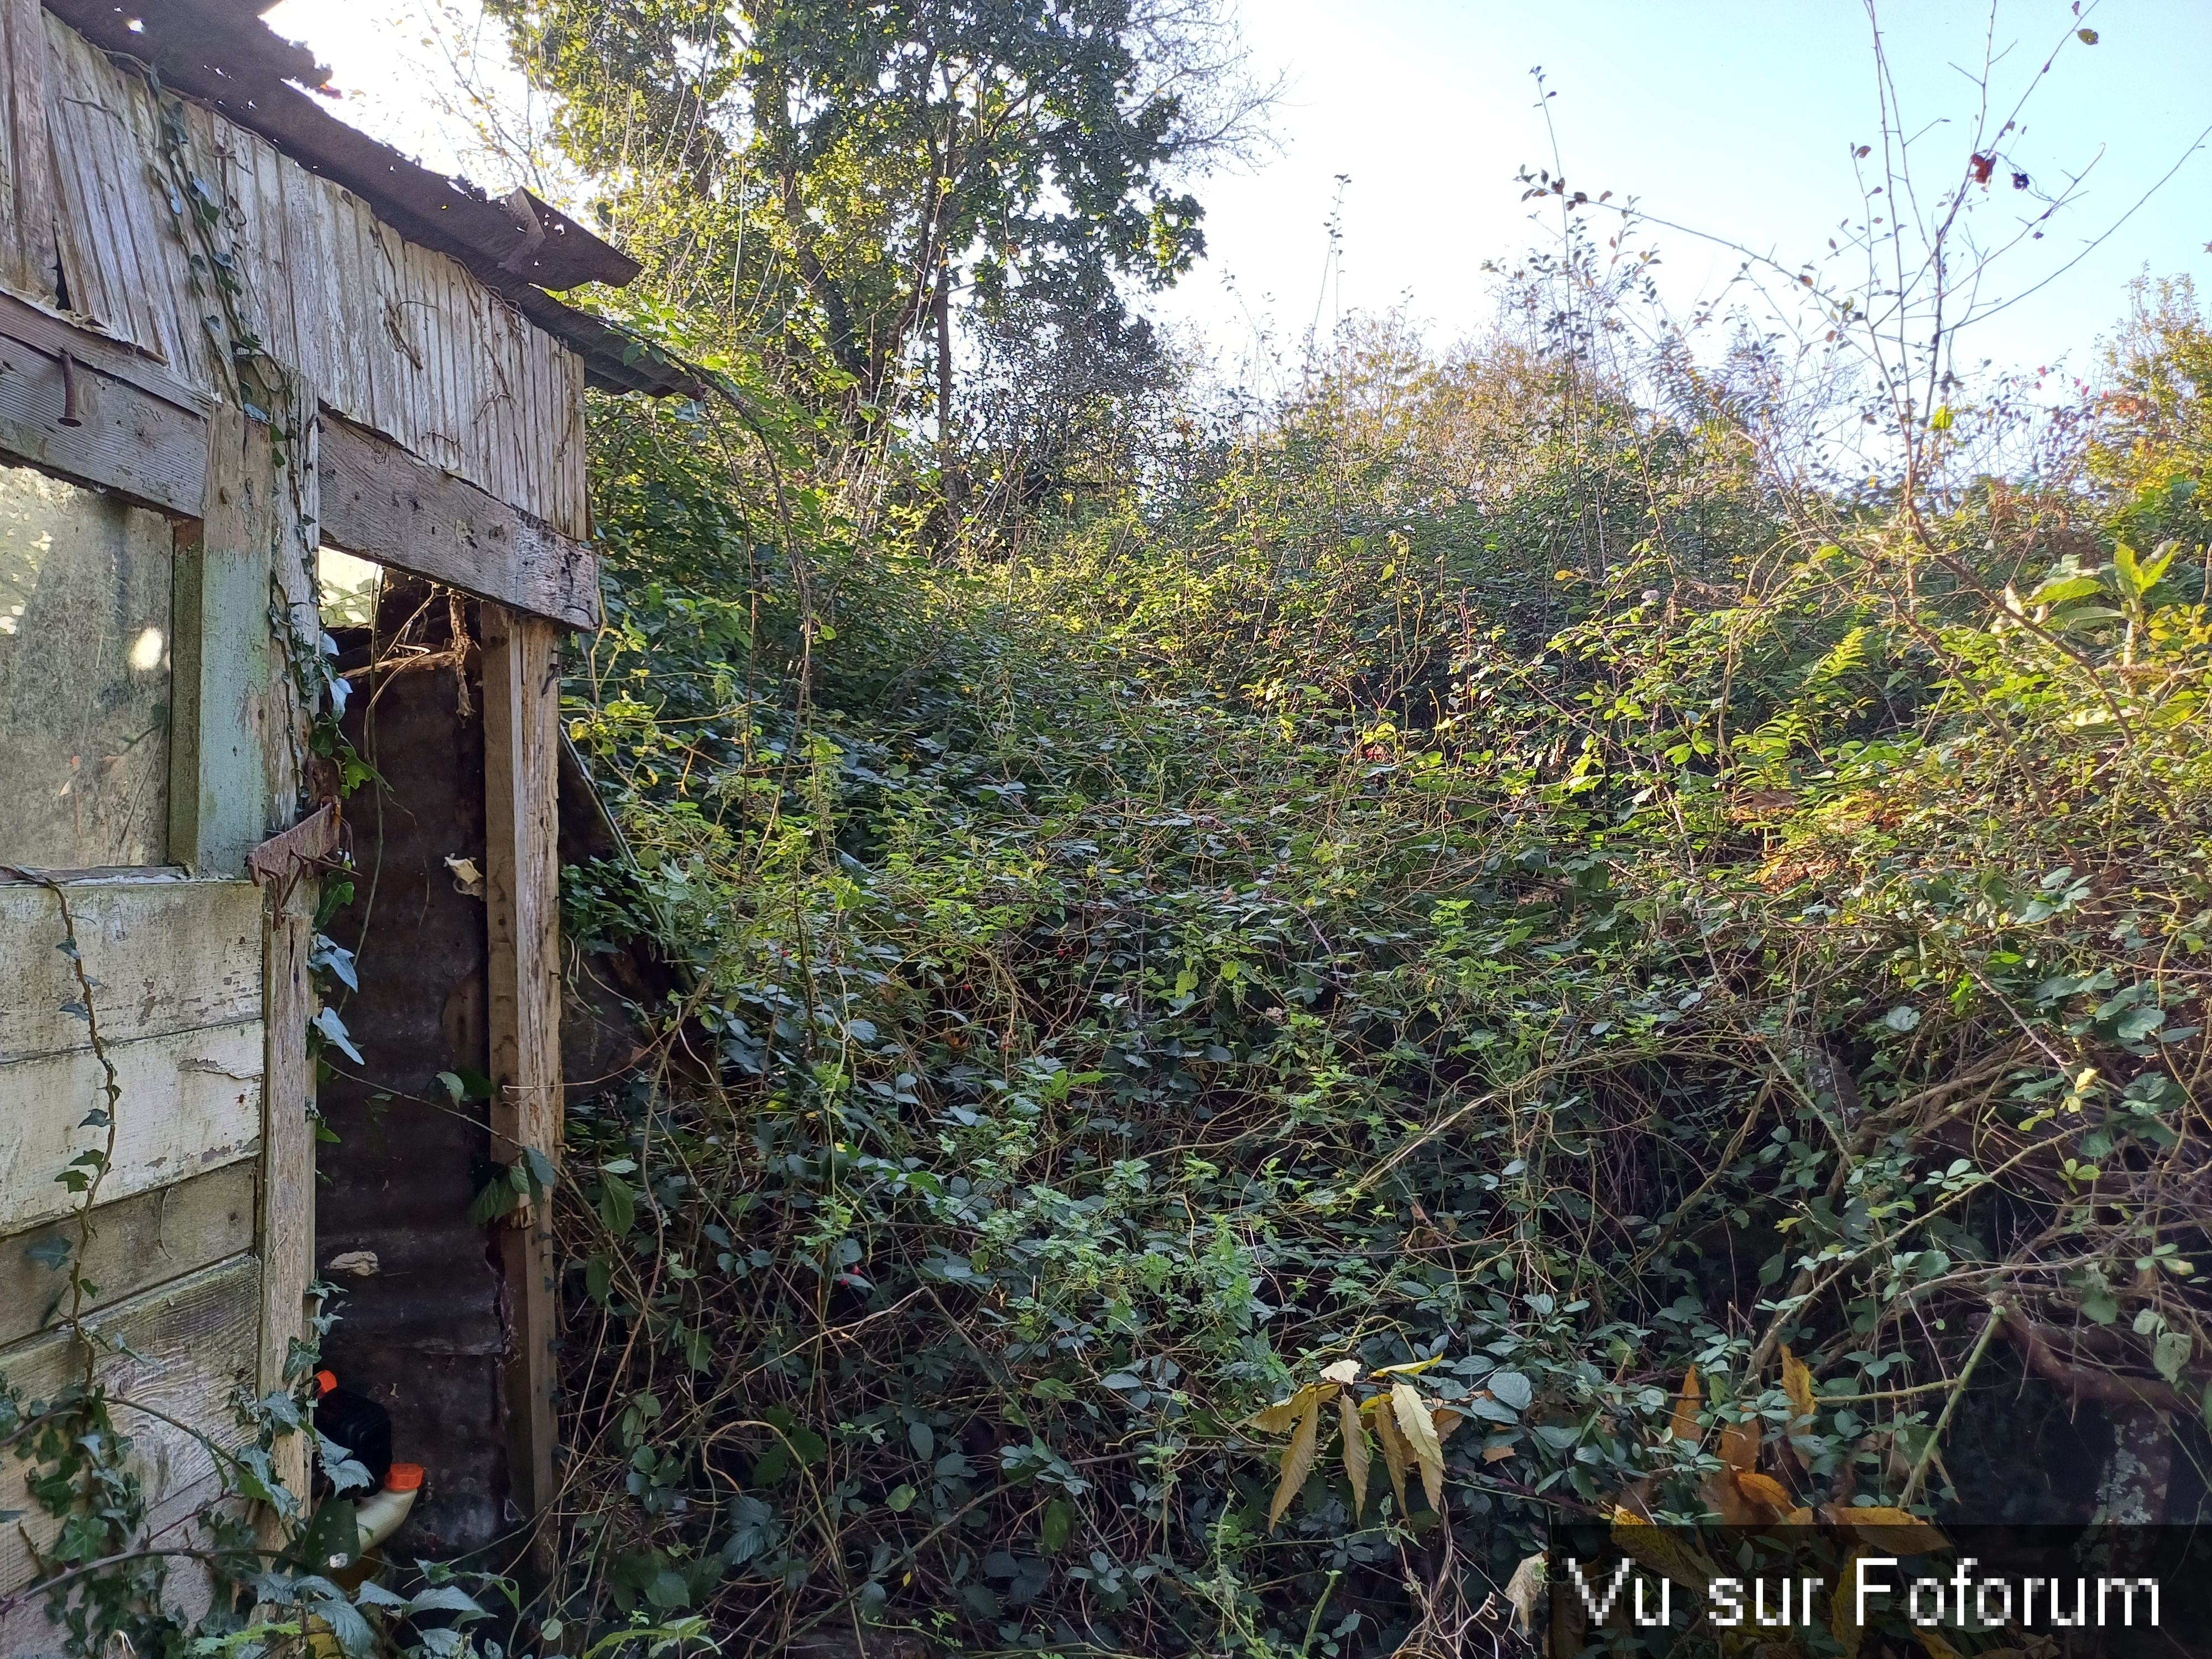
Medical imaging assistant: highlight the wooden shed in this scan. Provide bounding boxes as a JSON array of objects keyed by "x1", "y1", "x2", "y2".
[{"x1": 0, "y1": 0, "x2": 685, "y2": 1636}]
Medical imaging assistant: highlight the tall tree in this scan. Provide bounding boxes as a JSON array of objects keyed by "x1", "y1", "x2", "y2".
[{"x1": 490, "y1": 0, "x2": 1264, "y2": 420}]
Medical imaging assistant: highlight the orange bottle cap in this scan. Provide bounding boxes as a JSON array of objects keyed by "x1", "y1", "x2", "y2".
[
  {"x1": 384, "y1": 1462, "x2": 425, "y2": 1492},
  {"x1": 314, "y1": 1369, "x2": 338, "y2": 1396}
]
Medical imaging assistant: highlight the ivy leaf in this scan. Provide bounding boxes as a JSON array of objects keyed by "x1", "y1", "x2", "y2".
[{"x1": 312, "y1": 1006, "x2": 364, "y2": 1064}]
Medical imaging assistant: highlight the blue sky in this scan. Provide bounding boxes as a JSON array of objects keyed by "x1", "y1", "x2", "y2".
[{"x1": 271, "y1": 0, "x2": 2212, "y2": 387}]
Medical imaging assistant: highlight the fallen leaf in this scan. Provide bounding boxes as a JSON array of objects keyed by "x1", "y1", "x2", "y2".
[
  {"x1": 1431, "y1": 1406, "x2": 1465, "y2": 1442},
  {"x1": 1781, "y1": 1345, "x2": 1815, "y2": 1428},
  {"x1": 1736, "y1": 1469, "x2": 1793, "y2": 1509},
  {"x1": 1667, "y1": 1364, "x2": 1702, "y2": 1442},
  {"x1": 1717, "y1": 1415, "x2": 1759, "y2": 1474},
  {"x1": 1319, "y1": 1359, "x2": 1361, "y2": 1385},
  {"x1": 1827, "y1": 1504, "x2": 1950, "y2": 1554},
  {"x1": 1481, "y1": 1443, "x2": 1517, "y2": 1463}
]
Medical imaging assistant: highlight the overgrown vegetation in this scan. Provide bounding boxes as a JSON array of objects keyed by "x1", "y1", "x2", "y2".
[
  {"x1": 12, "y1": 6, "x2": 2210, "y2": 1656},
  {"x1": 538, "y1": 43, "x2": 2212, "y2": 1645}
]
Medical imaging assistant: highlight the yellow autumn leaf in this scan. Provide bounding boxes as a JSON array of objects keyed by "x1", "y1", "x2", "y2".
[
  {"x1": 1269, "y1": 1387, "x2": 1323, "y2": 1531},
  {"x1": 1827, "y1": 1504, "x2": 1950, "y2": 1554},
  {"x1": 1248, "y1": 1383, "x2": 1319, "y2": 1436},
  {"x1": 1782, "y1": 1505, "x2": 1815, "y2": 1526},
  {"x1": 1368, "y1": 1392, "x2": 1411, "y2": 1512},
  {"x1": 1391, "y1": 1383, "x2": 1446, "y2": 1512},
  {"x1": 1372, "y1": 1353, "x2": 1445, "y2": 1378},
  {"x1": 1667, "y1": 1364, "x2": 1701, "y2": 1442},
  {"x1": 1319, "y1": 1359, "x2": 1361, "y2": 1385},
  {"x1": 1338, "y1": 1389, "x2": 1370, "y2": 1517},
  {"x1": 1735, "y1": 1469, "x2": 1792, "y2": 1509},
  {"x1": 1781, "y1": 1344, "x2": 1815, "y2": 1428},
  {"x1": 1610, "y1": 1507, "x2": 1718, "y2": 1591},
  {"x1": 1832, "y1": 1546, "x2": 1865, "y2": 1659},
  {"x1": 1481, "y1": 1443, "x2": 1517, "y2": 1463},
  {"x1": 1431, "y1": 1406, "x2": 1465, "y2": 1442},
  {"x1": 1717, "y1": 1415, "x2": 1759, "y2": 1474}
]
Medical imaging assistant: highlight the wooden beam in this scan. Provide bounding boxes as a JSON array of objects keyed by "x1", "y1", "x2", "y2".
[
  {"x1": 0, "y1": 318, "x2": 206, "y2": 513},
  {"x1": 317, "y1": 411, "x2": 601, "y2": 629},
  {"x1": 481, "y1": 603, "x2": 564, "y2": 1526}
]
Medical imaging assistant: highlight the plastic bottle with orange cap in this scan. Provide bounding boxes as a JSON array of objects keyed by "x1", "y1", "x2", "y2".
[{"x1": 310, "y1": 1369, "x2": 425, "y2": 1585}]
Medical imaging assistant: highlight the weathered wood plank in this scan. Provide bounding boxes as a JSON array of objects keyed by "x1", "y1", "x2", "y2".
[
  {"x1": 0, "y1": 1160, "x2": 257, "y2": 1347},
  {"x1": 0, "y1": 1253, "x2": 259, "y2": 1599},
  {"x1": 0, "y1": 878, "x2": 263, "y2": 1063},
  {"x1": 0, "y1": 327, "x2": 206, "y2": 514},
  {"x1": 171, "y1": 401, "x2": 278, "y2": 878},
  {"x1": 0, "y1": 291, "x2": 210, "y2": 413},
  {"x1": 482, "y1": 603, "x2": 564, "y2": 1521},
  {"x1": 318, "y1": 413, "x2": 600, "y2": 628},
  {"x1": 0, "y1": 1019, "x2": 263, "y2": 1236},
  {"x1": 259, "y1": 878, "x2": 315, "y2": 1500},
  {"x1": 0, "y1": 0, "x2": 57, "y2": 307}
]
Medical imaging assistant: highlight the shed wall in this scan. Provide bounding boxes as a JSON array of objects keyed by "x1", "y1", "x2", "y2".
[{"x1": 6, "y1": 9, "x2": 588, "y2": 540}]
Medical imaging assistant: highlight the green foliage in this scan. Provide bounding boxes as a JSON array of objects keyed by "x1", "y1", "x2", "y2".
[
  {"x1": 547, "y1": 271, "x2": 2212, "y2": 1653},
  {"x1": 487, "y1": 0, "x2": 1239, "y2": 411}
]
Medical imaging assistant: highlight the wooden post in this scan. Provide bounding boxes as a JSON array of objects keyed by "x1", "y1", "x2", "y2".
[
  {"x1": 260, "y1": 878, "x2": 316, "y2": 1507},
  {"x1": 481, "y1": 603, "x2": 564, "y2": 1528}
]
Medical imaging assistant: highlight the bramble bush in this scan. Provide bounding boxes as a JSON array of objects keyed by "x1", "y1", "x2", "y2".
[{"x1": 547, "y1": 270, "x2": 2212, "y2": 1654}]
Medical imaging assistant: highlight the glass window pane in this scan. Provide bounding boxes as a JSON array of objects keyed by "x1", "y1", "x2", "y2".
[{"x1": 0, "y1": 465, "x2": 173, "y2": 869}]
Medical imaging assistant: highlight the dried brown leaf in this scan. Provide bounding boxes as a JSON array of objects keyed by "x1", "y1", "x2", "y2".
[
  {"x1": 1781, "y1": 1345, "x2": 1815, "y2": 1428},
  {"x1": 1391, "y1": 1383, "x2": 1445, "y2": 1512},
  {"x1": 1735, "y1": 1469, "x2": 1792, "y2": 1510},
  {"x1": 1717, "y1": 1415, "x2": 1759, "y2": 1474},
  {"x1": 1338, "y1": 1390, "x2": 1370, "y2": 1517},
  {"x1": 1667, "y1": 1364, "x2": 1701, "y2": 1442},
  {"x1": 1503, "y1": 1552, "x2": 1547, "y2": 1635},
  {"x1": 1369, "y1": 1391, "x2": 1411, "y2": 1512},
  {"x1": 1269, "y1": 1387, "x2": 1323, "y2": 1531}
]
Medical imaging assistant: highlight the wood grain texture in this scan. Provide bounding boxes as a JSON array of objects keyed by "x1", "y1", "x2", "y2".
[
  {"x1": 0, "y1": 0, "x2": 57, "y2": 306},
  {"x1": 0, "y1": 1160, "x2": 256, "y2": 1347},
  {"x1": 0, "y1": 326, "x2": 206, "y2": 514},
  {"x1": 0, "y1": 1254, "x2": 259, "y2": 1599},
  {"x1": 319, "y1": 414, "x2": 601, "y2": 628},
  {"x1": 482, "y1": 602, "x2": 564, "y2": 1519},
  {"x1": 0, "y1": 1019, "x2": 263, "y2": 1236},
  {"x1": 171, "y1": 402, "x2": 278, "y2": 878},
  {"x1": 259, "y1": 879, "x2": 315, "y2": 1500},
  {"x1": 40, "y1": 16, "x2": 599, "y2": 526},
  {"x1": 0, "y1": 878, "x2": 262, "y2": 1065}
]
